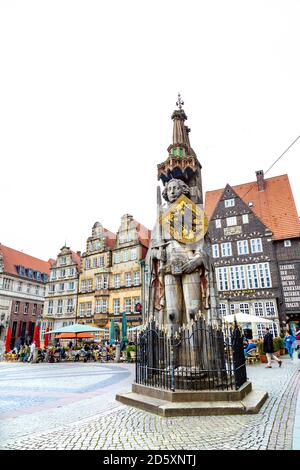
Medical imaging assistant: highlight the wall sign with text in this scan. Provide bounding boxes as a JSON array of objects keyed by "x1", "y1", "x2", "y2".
[{"x1": 279, "y1": 263, "x2": 300, "y2": 310}]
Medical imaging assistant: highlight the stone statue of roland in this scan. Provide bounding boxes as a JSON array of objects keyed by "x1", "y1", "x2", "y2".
[{"x1": 147, "y1": 178, "x2": 212, "y2": 333}]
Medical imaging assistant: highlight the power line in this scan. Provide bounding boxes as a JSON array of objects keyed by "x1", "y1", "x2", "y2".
[
  {"x1": 241, "y1": 134, "x2": 300, "y2": 200},
  {"x1": 264, "y1": 135, "x2": 300, "y2": 175}
]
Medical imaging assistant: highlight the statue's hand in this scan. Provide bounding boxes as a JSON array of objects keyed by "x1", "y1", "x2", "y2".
[
  {"x1": 182, "y1": 256, "x2": 202, "y2": 274},
  {"x1": 152, "y1": 247, "x2": 166, "y2": 262},
  {"x1": 151, "y1": 248, "x2": 159, "y2": 260}
]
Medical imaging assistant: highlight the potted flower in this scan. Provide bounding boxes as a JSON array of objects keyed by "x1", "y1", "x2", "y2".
[
  {"x1": 256, "y1": 339, "x2": 267, "y2": 363},
  {"x1": 279, "y1": 336, "x2": 285, "y2": 355},
  {"x1": 273, "y1": 337, "x2": 281, "y2": 357}
]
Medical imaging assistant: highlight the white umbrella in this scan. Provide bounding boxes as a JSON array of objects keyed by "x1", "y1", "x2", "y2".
[
  {"x1": 222, "y1": 313, "x2": 273, "y2": 324},
  {"x1": 128, "y1": 325, "x2": 145, "y2": 332}
]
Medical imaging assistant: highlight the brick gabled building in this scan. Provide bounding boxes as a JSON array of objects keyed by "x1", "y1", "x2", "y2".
[
  {"x1": 205, "y1": 171, "x2": 300, "y2": 337},
  {"x1": 0, "y1": 244, "x2": 53, "y2": 348}
]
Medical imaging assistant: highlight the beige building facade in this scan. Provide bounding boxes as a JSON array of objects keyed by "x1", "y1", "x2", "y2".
[{"x1": 42, "y1": 246, "x2": 81, "y2": 342}]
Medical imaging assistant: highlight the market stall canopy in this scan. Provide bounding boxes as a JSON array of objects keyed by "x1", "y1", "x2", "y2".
[
  {"x1": 222, "y1": 313, "x2": 273, "y2": 324},
  {"x1": 45, "y1": 324, "x2": 106, "y2": 334}
]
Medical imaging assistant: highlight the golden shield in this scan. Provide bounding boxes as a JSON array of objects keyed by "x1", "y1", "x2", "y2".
[{"x1": 159, "y1": 194, "x2": 208, "y2": 244}]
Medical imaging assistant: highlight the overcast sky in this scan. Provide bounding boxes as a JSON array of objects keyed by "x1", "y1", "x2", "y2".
[{"x1": 1, "y1": 0, "x2": 300, "y2": 261}]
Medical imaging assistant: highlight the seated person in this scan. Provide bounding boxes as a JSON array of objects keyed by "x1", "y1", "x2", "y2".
[
  {"x1": 244, "y1": 339, "x2": 257, "y2": 357},
  {"x1": 242, "y1": 335, "x2": 249, "y2": 349}
]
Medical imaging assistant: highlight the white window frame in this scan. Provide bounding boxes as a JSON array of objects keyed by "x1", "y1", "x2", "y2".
[
  {"x1": 284, "y1": 240, "x2": 291, "y2": 247},
  {"x1": 242, "y1": 214, "x2": 249, "y2": 224},
  {"x1": 226, "y1": 216, "x2": 237, "y2": 227},
  {"x1": 114, "y1": 275, "x2": 120, "y2": 288},
  {"x1": 221, "y1": 242, "x2": 232, "y2": 257},
  {"x1": 215, "y1": 219, "x2": 221, "y2": 228},
  {"x1": 219, "y1": 303, "x2": 227, "y2": 316},
  {"x1": 237, "y1": 240, "x2": 249, "y2": 255},
  {"x1": 48, "y1": 300, "x2": 53, "y2": 315},
  {"x1": 265, "y1": 300, "x2": 276, "y2": 317},
  {"x1": 67, "y1": 298, "x2": 74, "y2": 313},
  {"x1": 239, "y1": 303, "x2": 249, "y2": 315},
  {"x1": 131, "y1": 248, "x2": 137, "y2": 260},
  {"x1": 125, "y1": 272, "x2": 131, "y2": 287},
  {"x1": 86, "y1": 302, "x2": 92, "y2": 316},
  {"x1": 134, "y1": 271, "x2": 140, "y2": 286},
  {"x1": 124, "y1": 298, "x2": 132, "y2": 313},
  {"x1": 212, "y1": 244, "x2": 219, "y2": 258},
  {"x1": 254, "y1": 302, "x2": 264, "y2": 316},
  {"x1": 217, "y1": 267, "x2": 229, "y2": 291},
  {"x1": 247, "y1": 264, "x2": 259, "y2": 289},
  {"x1": 79, "y1": 303, "x2": 85, "y2": 317},
  {"x1": 259, "y1": 263, "x2": 271, "y2": 288},
  {"x1": 57, "y1": 299, "x2": 63, "y2": 314},
  {"x1": 250, "y1": 238, "x2": 263, "y2": 253},
  {"x1": 113, "y1": 299, "x2": 120, "y2": 315},
  {"x1": 225, "y1": 199, "x2": 235, "y2": 207}
]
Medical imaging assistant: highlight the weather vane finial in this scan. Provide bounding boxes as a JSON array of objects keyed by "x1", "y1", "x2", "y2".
[{"x1": 176, "y1": 92, "x2": 184, "y2": 110}]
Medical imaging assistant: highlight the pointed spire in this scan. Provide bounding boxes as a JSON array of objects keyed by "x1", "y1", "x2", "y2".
[{"x1": 171, "y1": 93, "x2": 189, "y2": 145}]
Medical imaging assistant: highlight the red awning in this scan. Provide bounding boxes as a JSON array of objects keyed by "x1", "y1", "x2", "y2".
[{"x1": 54, "y1": 332, "x2": 94, "y2": 339}]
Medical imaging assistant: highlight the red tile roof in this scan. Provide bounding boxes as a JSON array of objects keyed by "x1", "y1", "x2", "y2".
[
  {"x1": 103, "y1": 228, "x2": 117, "y2": 249},
  {"x1": 0, "y1": 244, "x2": 52, "y2": 277},
  {"x1": 134, "y1": 220, "x2": 151, "y2": 248},
  {"x1": 205, "y1": 174, "x2": 300, "y2": 240},
  {"x1": 70, "y1": 251, "x2": 81, "y2": 271}
]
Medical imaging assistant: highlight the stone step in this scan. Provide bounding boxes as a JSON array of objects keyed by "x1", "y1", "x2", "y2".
[{"x1": 116, "y1": 389, "x2": 268, "y2": 417}]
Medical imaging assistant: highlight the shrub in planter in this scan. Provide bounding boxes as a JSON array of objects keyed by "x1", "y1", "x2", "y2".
[
  {"x1": 256, "y1": 339, "x2": 267, "y2": 362},
  {"x1": 273, "y1": 336, "x2": 282, "y2": 356},
  {"x1": 126, "y1": 344, "x2": 136, "y2": 360}
]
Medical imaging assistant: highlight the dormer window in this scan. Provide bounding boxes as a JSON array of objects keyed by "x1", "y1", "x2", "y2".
[
  {"x1": 225, "y1": 199, "x2": 235, "y2": 208},
  {"x1": 248, "y1": 201, "x2": 254, "y2": 207},
  {"x1": 284, "y1": 240, "x2": 291, "y2": 247}
]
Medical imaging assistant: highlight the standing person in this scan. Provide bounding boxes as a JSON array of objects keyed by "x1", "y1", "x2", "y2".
[
  {"x1": 295, "y1": 326, "x2": 300, "y2": 347},
  {"x1": 263, "y1": 328, "x2": 282, "y2": 368},
  {"x1": 284, "y1": 330, "x2": 296, "y2": 360},
  {"x1": 28, "y1": 341, "x2": 36, "y2": 362}
]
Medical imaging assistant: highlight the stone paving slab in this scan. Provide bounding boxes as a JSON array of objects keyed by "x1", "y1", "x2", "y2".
[{"x1": 1, "y1": 357, "x2": 300, "y2": 450}]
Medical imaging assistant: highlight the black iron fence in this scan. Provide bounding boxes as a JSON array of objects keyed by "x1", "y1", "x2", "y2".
[{"x1": 135, "y1": 315, "x2": 247, "y2": 391}]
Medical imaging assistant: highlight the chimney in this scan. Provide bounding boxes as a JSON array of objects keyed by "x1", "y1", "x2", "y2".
[{"x1": 256, "y1": 170, "x2": 265, "y2": 192}]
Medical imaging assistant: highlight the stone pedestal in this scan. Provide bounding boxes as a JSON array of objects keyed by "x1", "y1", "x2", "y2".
[{"x1": 116, "y1": 382, "x2": 268, "y2": 417}]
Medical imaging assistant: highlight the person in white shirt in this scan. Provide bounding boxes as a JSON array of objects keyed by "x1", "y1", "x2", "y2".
[{"x1": 28, "y1": 341, "x2": 36, "y2": 362}]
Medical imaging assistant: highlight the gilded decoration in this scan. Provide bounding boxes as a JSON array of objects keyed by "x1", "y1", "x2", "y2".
[{"x1": 159, "y1": 194, "x2": 208, "y2": 245}]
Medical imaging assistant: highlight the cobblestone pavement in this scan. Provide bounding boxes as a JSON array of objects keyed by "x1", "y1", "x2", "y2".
[{"x1": 1, "y1": 357, "x2": 300, "y2": 450}]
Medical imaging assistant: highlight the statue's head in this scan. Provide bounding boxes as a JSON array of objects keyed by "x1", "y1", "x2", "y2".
[{"x1": 162, "y1": 178, "x2": 190, "y2": 203}]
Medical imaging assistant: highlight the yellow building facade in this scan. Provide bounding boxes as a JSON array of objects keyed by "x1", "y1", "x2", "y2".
[
  {"x1": 77, "y1": 222, "x2": 116, "y2": 332},
  {"x1": 109, "y1": 214, "x2": 150, "y2": 337}
]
